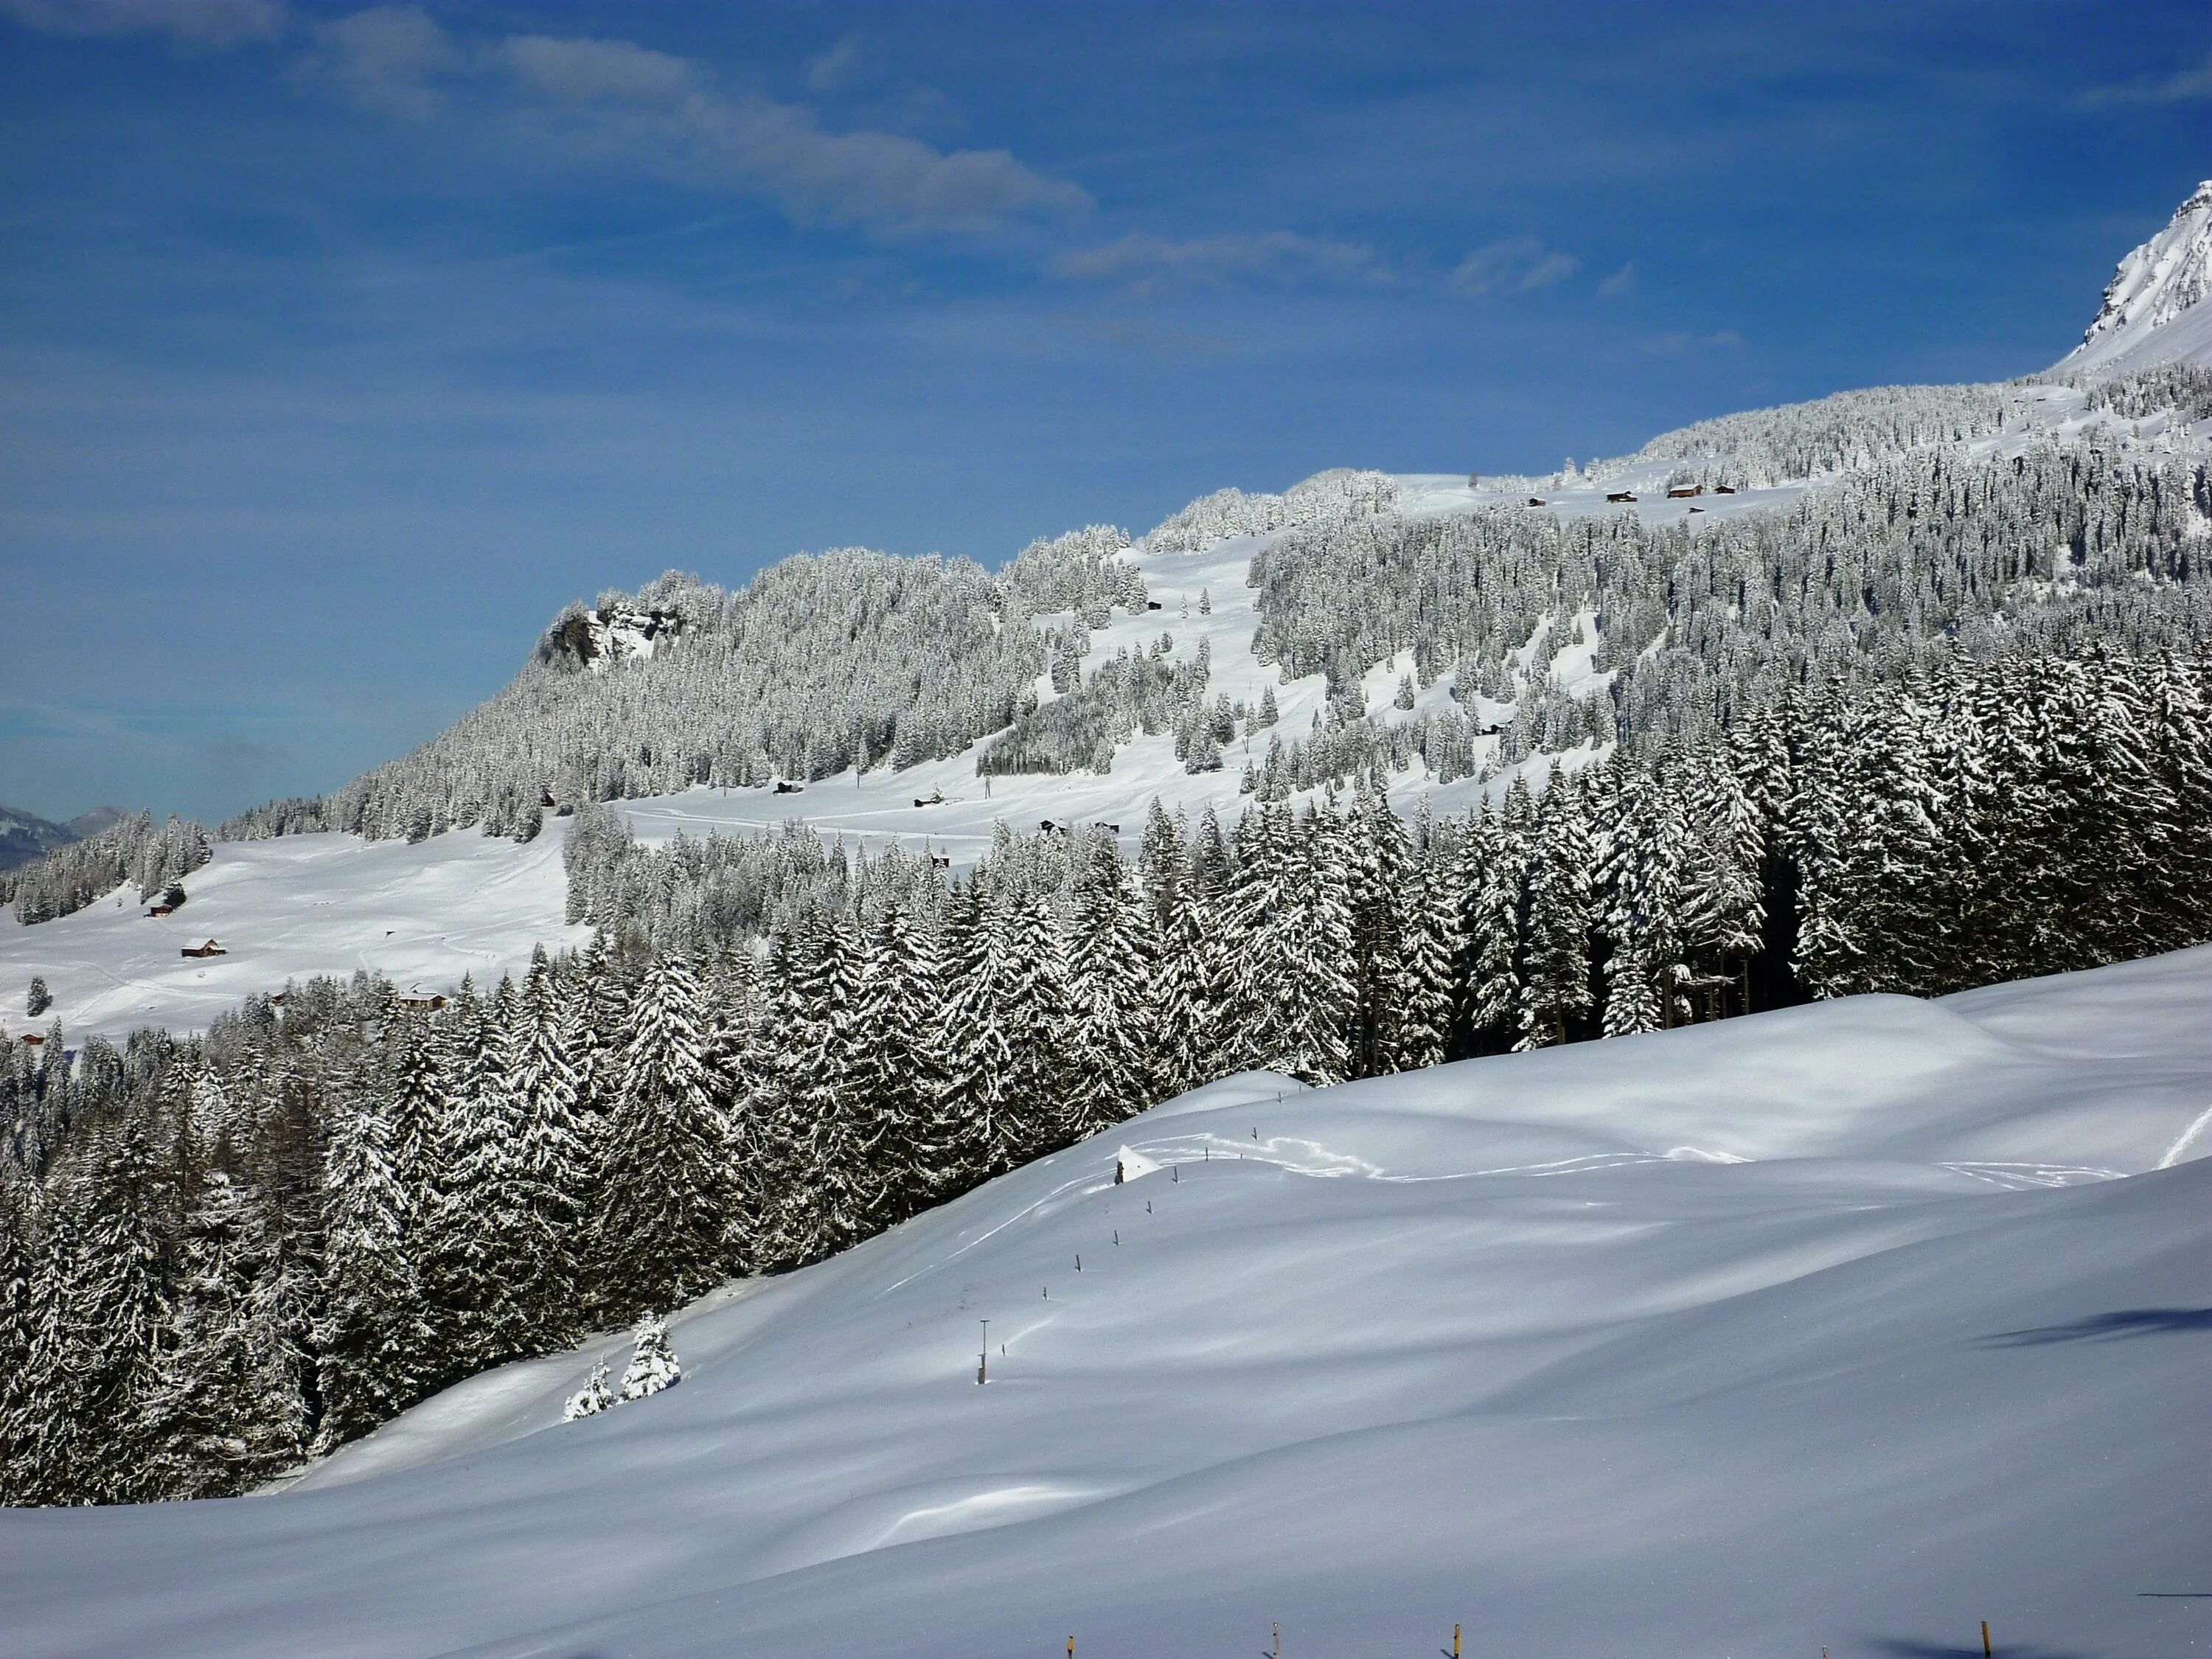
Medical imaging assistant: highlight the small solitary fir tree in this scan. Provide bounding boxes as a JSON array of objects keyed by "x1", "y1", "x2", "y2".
[
  {"x1": 563, "y1": 1360, "x2": 614, "y2": 1422},
  {"x1": 619, "y1": 1315, "x2": 680, "y2": 1400}
]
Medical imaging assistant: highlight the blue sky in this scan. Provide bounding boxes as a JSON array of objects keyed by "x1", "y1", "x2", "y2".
[{"x1": 2, "y1": 0, "x2": 2209, "y2": 824}]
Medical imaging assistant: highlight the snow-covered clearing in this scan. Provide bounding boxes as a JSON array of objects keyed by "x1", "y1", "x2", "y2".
[
  {"x1": 0, "y1": 828, "x2": 586, "y2": 1043},
  {"x1": 3, "y1": 944, "x2": 2205, "y2": 1658}
]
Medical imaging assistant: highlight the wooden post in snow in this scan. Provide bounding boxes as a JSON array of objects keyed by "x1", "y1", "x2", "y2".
[
  {"x1": 1982, "y1": 1621, "x2": 1992, "y2": 1658},
  {"x1": 1271, "y1": 1621, "x2": 1279, "y2": 1659},
  {"x1": 1453, "y1": 1623, "x2": 1461, "y2": 1658}
]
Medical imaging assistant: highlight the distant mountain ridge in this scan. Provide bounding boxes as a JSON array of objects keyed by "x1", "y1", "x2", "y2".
[{"x1": 0, "y1": 804, "x2": 126, "y2": 874}]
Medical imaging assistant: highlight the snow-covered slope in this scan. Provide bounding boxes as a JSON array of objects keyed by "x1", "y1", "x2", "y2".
[
  {"x1": 2053, "y1": 178, "x2": 2212, "y2": 377},
  {"x1": 0, "y1": 828, "x2": 585, "y2": 1041},
  {"x1": 3, "y1": 945, "x2": 2206, "y2": 1658}
]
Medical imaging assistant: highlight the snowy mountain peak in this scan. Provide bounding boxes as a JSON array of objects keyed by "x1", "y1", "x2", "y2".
[
  {"x1": 2080, "y1": 179, "x2": 2212, "y2": 346},
  {"x1": 2055, "y1": 180, "x2": 2212, "y2": 378}
]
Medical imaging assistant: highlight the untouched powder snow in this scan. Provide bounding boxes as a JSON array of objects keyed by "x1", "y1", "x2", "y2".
[
  {"x1": 2, "y1": 945, "x2": 2207, "y2": 1658},
  {"x1": 0, "y1": 828, "x2": 585, "y2": 1043}
]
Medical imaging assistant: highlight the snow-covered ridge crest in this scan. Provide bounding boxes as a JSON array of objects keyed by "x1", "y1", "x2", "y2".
[
  {"x1": 2080, "y1": 179, "x2": 2212, "y2": 346},
  {"x1": 1142, "y1": 467, "x2": 1399, "y2": 554},
  {"x1": 2055, "y1": 179, "x2": 2212, "y2": 378}
]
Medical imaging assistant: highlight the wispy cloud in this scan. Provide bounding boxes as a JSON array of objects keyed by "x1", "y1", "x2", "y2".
[
  {"x1": 1596, "y1": 262, "x2": 1636, "y2": 299},
  {"x1": 289, "y1": 4, "x2": 459, "y2": 116},
  {"x1": 0, "y1": 0, "x2": 285, "y2": 49},
  {"x1": 2079, "y1": 52, "x2": 2212, "y2": 108},
  {"x1": 1450, "y1": 236, "x2": 1579, "y2": 296},
  {"x1": 1641, "y1": 327, "x2": 1744, "y2": 356},
  {"x1": 805, "y1": 36, "x2": 863, "y2": 95},
  {"x1": 499, "y1": 33, "x2": 692, "y2": 103},
  {"x1": 1054, "y1": 230, "x2": 1383, "y2": 295},
  {"x1": 289, "y1": 13, "x2": 1090, "y2": 237}
]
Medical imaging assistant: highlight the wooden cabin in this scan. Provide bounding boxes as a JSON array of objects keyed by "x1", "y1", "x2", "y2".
[
  {"x1": 395, "y1": 994, "x2": 448, "y2": 1012},
  {"x1": 181, "y1": 940, "x2": 226, "y2": 959},
  {"x1": 1146, "y1": 600, "x2": 1164, "y2": 611},
  {"x1": 1714, "y1": 484, "x2": 1738, "y2": 495},
  {"x1": 928, "y1": 853, "x2": 952, "y2": 869},
  {"x1": 21, "y1": 1033, "x2": 43, "y2": 1047},
  {"x1": 1666, "y1": 484, "x2": 1704, "y2": 498},
  {"x1": 1606, "y1": 490, "x2": 1638, "y2": 504},
  {"x1": 1526, "y1": 496, "x2": 1547, "y2": 508},
  {"x1": 147, "y1": 903, "x2": 175, "y2": 917}
]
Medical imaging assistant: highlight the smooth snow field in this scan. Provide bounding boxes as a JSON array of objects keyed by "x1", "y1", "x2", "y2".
[
  {"x1": 4, "y1": 948, "x2": 2208, "y2": 1658},
  {"x1": 0, "y1": 827, "x2": 587, "y2": 1043}
]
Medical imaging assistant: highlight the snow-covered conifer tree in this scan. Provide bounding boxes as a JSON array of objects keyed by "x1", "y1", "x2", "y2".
[
  {"x1": 602, "y1": 952, "x2": 733, "y2": 1315},
  {"x1": 1064, "y1": 834, "x2": 1158, "y2": 1138},
  {"x1": 24, "y1": 1114, "x2": 170, "y2": 1504},
  {"x1": 318, "y1": 1071, "x2": 428, "y2": 1447},
  {"x1": 619, "y1": 1314, "x2": 680, "y2": 1400},
  {"x1": 563, "y1": 1360, "x2": 614, "y2": 1421},
  {"x1": 1515, "y1": 775, "x2": 1596, "y2": 1049},
  {"x1": 139, "y1": 1168, "x2": 307, "y2": 1498}
]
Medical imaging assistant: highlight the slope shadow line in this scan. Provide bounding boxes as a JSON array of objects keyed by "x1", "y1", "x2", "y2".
[{"x1": 1978, "y1": 1306, "x2": 2212, "y2": 1346}]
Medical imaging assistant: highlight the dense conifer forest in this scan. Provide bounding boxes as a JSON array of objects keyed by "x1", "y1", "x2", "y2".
[{"x1": 5, "y1": 642, "x2": 2211, "y2": 1505}]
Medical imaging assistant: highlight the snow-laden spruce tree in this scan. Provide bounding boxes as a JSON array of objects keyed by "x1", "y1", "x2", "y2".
[
  {"x1": 23, "y1": 1112, "x2": 170, "y2": 1505},
  {"x1": 139, "y1": 1169, "x2": 307, "y2": 1499},
  {"x1": 601, "y1": 951, "x2": 733, "y2": 1314},
  {"x1": 319, "y1": 1073, "x2": 428, "y2": 1448},
  {"x1": 1064, "y1": 834, "x2": 1158, "y2": 1141},
  {"x1": 563, "y1": 1360, "x2": 614, "y2": 1422},
  {"x1": 0, "y1": 1178, "x2": 35, "y2": 1506},
  {"x1": 619, "y1": 1315, "x2": 680, "y2": 1400},
  {"x1": 422, "y1": 975, "x2": 535, "y2": 1373}
]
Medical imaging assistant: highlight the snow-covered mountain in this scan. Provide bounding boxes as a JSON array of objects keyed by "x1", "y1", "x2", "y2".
[
  {"x1": 2, "y1": 942, "x2": 2205, "y2": 1658},
  {"x1": 2053, "y1": 178, "x2": 2212, "y2": 377},
  {"x1": 7, "y1": 184, "x2": 2212, "y2": 1045},
  {"x1": 0, "y1": 806, "x2": 75, "y2": 876}
]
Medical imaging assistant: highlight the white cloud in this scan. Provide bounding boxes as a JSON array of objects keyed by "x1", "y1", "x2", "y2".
[
  {"x1": 2079, "y1": 52, "x2": 2212, "y2": 108},
  {"x1": 681, "y1": 95, "x2": 1089, "y2": 234},
  {"x1": 1597, "y1": 262, "x2": 1636, "y2": 299},
  {"x1": 1054, "y1": 230, "x2": 1382, "y2": 293},
  {"x1": 499, "y1": 34, "x2": 692, "y2": 104},
  {"x1": 1450, "y1": 235, "x2": 1579, "y2": 296},
  {"x1": 1520, "y1": 249, "x2": 1578, "y2": 290},
  {"x1": 290, "y1": 6, "x2": 460, "y2": 116},
  {"x1": 0, "y1": 0, "x2": 285, "y2": 48},
  {"x1": 283, "y1": 15, "x2": 1089, "y2": 236}
]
